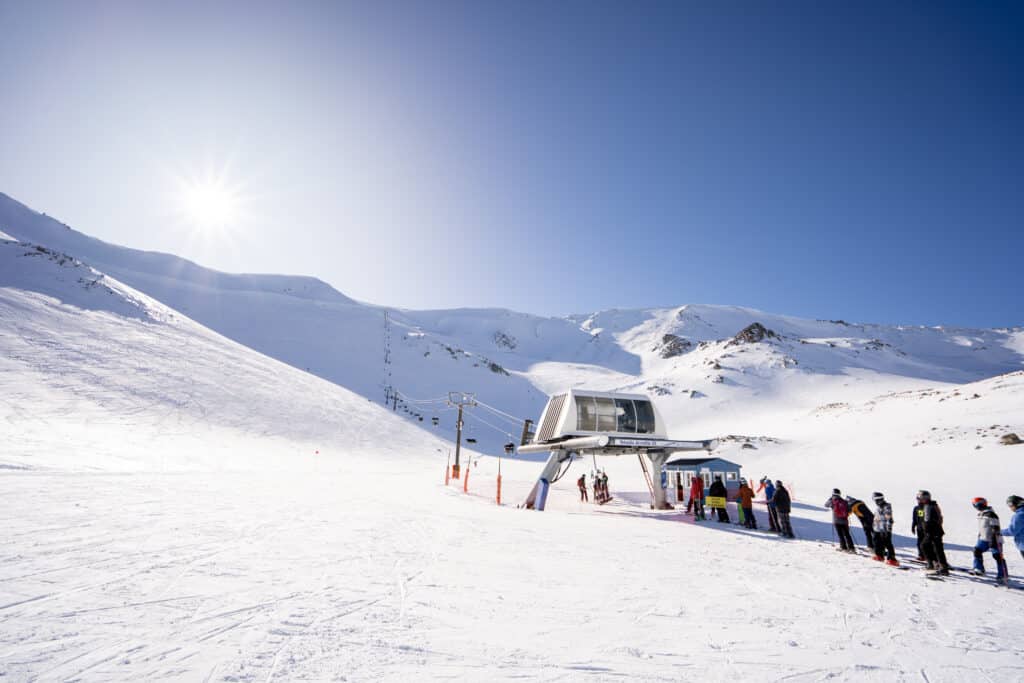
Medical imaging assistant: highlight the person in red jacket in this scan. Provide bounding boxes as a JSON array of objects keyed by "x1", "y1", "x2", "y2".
[{"x1": 690, "y1": 474, "x2": 706, "y2": 521}]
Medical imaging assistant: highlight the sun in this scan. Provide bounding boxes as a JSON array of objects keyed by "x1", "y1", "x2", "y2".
[{"x1": 178, "y1": 177, "x2": 240, "y2": 228}]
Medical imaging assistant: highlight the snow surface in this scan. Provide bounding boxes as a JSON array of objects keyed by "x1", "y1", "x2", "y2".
[{"x1": 2, "y1": 192, "x2": 1024, "y2": 680}]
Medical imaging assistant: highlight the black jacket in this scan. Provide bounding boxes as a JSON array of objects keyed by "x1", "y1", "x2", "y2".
[
  {"x1": 772, "y1": 485, "x2": 792, "y2": 514},
  {"x1": 849, "y1": 499, "x2": 875, "y2": 526},
  {"x1": 708, "y1": 480, "x2": 727, "y2": 497},
  {"x1": 914, "y1": 501, "x2": 944, "y2": 537}
]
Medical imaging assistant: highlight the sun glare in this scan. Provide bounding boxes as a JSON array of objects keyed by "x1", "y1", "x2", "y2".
[{"x1": 179, "y1": 178, "x2": 240, "y2": 228}]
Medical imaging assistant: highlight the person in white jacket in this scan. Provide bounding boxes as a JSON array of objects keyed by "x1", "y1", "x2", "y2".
[{"x1": 970, "y1": 497, "x2": 1008, "y2": 585}]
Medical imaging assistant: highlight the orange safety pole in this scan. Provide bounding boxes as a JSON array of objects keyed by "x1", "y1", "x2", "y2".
[
  {"x1": 496, "y1": 474, "x2": 502, "y2": 505},
  {"x1": 463, "y1": 460, "x2": 470, "y2": 492},
  {"x1": 445, "y1": 453, "x2": 451, "y2": 485}
]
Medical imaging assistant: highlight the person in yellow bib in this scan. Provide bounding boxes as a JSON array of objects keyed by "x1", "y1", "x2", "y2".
[{"x1": 708, "y1": 475, "x2": 730, "y2": 523}]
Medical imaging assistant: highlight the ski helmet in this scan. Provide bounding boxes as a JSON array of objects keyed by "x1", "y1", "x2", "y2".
[
  {"x1": 917, "y1": 490, "x2": 931, "y2": 501},
  {"x1": 1007, "y1": 495, "x2": 1024, "y2": 509},
  {"x1": 972, "y1": 497, "x2": 988, "y2": 510},
  {"x1": 872, "y1": 492, "x2": 885, "y2": 501},
  {"x1": 832, "y1": 488, "x2": 841, "y2": 496}
]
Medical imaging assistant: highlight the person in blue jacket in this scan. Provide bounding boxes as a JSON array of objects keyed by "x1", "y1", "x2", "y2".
[{"x1": 1004, "y1": 494, "x2": 1024, "y2": 560}]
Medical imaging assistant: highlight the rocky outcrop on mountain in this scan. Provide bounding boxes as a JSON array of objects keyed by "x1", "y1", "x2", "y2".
[
  {"x1": 654, "y1": 333, "x2": 692, "y2": 358},
  {"x1": 1001, "y1": 433, "x2": 1022, "y2": 445},
  {"x1": 726, "y1": 322, "x2": 777, "y2": 347}
]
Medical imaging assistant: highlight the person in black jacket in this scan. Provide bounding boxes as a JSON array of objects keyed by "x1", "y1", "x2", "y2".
[
  {"x1": 910, "y1": 504, "x2": 926, "y2": 561},
  {"x1": 847, "y1": 496, "x2": 875, "y2": 551},
  {"x1": 771, "y1": 480, "x2": 795, "y2": 538},
  {"x1": 914, "y1": 490, "x2": 950, "y2": 575},
  {"x1": 708, "y1": 476, "x2": 730, "y2": 523}
]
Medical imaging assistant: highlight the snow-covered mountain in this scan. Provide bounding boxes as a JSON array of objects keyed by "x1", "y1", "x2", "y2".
[
  {"x1": 2, "y1": 190, "x2": 1022, "y2": 458},
  {"x1": 3, "y1": 191, "x2": 1024, "y2": 680}
]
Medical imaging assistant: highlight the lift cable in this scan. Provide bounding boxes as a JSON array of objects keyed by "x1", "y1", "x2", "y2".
[
  {"x1": 462, "y1": 409, "x2": 514, "y2": 440},
  {"x1": 473, "y1": 398, "x2": 525, "y2": 425}
]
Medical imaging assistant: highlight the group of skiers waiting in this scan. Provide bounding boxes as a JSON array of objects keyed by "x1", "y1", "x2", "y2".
[
  {"x1": 685, "y1": 473, "x2": 796, "y2": 539},
  {"x1": 824, "y1": 488, "x2": 1024, "y2": 585},
  {"x1": 577, "y1": 471, "x2": 611, "y2": 504}
]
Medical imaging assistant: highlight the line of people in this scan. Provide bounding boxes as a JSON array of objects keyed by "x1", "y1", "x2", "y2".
[
  {"x1": 823, "y1": 488, "x2": 1024, "y2": 584},
  {"x1": 684, "y1": 474, "x2": 796, "y2": 539},
  {"x1": 577, "y1": 471, "x2": 611, "y2": 504}
]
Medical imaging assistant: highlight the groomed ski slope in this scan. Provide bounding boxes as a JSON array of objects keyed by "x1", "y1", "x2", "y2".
[{"x1": 3, "y1": 235, "x2": 1024, "y2": 681}]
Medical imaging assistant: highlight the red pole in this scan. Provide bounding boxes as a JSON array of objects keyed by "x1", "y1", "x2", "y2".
[
  {"x1": 445, "y1": 453, "x2": 450, "y2": 485},
  {"x1": 463, "y1": 460, "x2": 470, "y2": 493}
]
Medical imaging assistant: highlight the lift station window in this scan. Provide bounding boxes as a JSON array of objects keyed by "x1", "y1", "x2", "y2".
[
  {"x1": 614, "y1": 398, "x2": 637, "y2": 432},
  {"x1": 575, "y1": 396, "x2": 657, "y2": 434},
  {"x1": 576, "y1": 397, "x2": 598, "y2": 431}
]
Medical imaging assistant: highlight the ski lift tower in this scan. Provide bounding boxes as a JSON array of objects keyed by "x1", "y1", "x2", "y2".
[{"x1": 517, "y1": 389, "x2": 717, "y2": 511}]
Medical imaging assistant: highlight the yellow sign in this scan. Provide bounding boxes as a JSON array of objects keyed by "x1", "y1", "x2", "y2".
[{"x1": 705, "y1": 496, "x2": 727, "y2": 509}]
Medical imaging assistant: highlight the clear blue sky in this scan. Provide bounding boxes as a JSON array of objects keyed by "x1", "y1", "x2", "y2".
[{"x1": 1, "y1": 1, "x2": 1021, "y2": 327}]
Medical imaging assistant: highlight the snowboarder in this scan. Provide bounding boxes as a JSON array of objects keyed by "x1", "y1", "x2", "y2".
[
  {"x1": 914, "y1": 490, "x2": 950, "y2": 575},
  {"x1": 870, "y1": 492, "x2": 898, "y2": 565},
  {"x1": 577, "y1": 474, "x2": 588, "y2": 502},
  {"x1": 736, "y1": 479, "x2": 757, "y2": 529},
  {"x1": 709, "y1": 475, "x2": 730, "y2": 523},
  {"x1": 1004, "y1": 495, "x2": 1024, "y2": 560},
  {"x1": 599, "y1": 470, "x2": 610, "y2": 504},
  {"x1": 910, "y1": 500, "x2": 926, "y2": 562},
  {"x1": 847, "y1": 495, "x2": 875, "y2": 551},
  {"x1": 759, "y1": 476, "x2": 780, "y2": 532},
  {"x1": 824, "y1": 489, "x2": 855, "y2": 552},
  {"x1": 772, "y1": 480, "x2": 795, "y2": 538},
  {"x1": 970, "y1": 497, "x2": 1009, "y2": 585},
  {"x1": 690, "y1": 473, "x2": 706, "y2": 520}
]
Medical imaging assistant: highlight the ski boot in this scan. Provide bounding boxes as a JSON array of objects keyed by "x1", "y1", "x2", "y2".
[
  {"x1": 872, "y1": 555, "x2": 884, "y2": 562},
  {"x1": 968, "y1": 568, "x2": 984, "y2": 576},
  {"x1": 885, "y1": 558, "x2": 900, "y2": 567}
]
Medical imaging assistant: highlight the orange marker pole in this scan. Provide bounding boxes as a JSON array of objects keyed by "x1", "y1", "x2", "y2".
[
  {"x1": 496, "y1": 474, "x2": 502, "y2": 505},
  {"x1": 445, "y1": 453, "x2": 451, "y2": 485},
  {"x1": 463, "y1": 460, "x2": 470, "y2": 493}
]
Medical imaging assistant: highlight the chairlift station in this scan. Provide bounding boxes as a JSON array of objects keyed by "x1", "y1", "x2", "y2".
[{"x1": 517, "y1": 389, "x2": 717, "y2": 510}]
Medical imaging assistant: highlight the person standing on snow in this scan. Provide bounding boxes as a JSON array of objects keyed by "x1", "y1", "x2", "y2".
[
  {"x1": 847, "y1": 495, "x2": 875, "y2": 551},
  {"x1": 600, "y1": 471, "x2": 610, "y2": 503},
  {"x1": 759, "y1": 477, "x2": 780, "y2": 532},
  {"x1": 736, "y1": 479, "x2": 757, "y2": 529},
  {"x1": 910, "y1": 501, "x2": 926, "y2": 561},
  {"x1": 772, "y1": 480, "x2": 795, "y2": 538},
  {"x1": 915, "y1": 490, "x2": 950, "y2": 575},
  {"x1": 709, "y1": 475, "x2": 730, "y2": 523},
  {"x1": 824, "y1": 489, "x2": 856, "y2": 552},
  {"x1": 871, "y1": 492, "x2": 898, "y2": 565},
  {"x1": 690, "y1": 473, "x2": 706, "y2": 520},
  {"x1": 970, "y1": 497, "x2": 1009, "y2": 585},
  {"x1": 1004, "y1": 495, "x2": 1024, "y2": 561},
  {"x1": 577, "y1": 474, "x2": 589, "y2": 502}
]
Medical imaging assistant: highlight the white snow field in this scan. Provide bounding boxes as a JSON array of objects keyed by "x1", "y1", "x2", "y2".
[{"x1": 2, "y1": 193, "x2": 1024, "y2": 681}]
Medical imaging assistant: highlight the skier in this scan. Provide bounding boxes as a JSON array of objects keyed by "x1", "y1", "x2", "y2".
[
  {"x1": 1004, "y1": 495, "x2": 1024, "y2": 560},
  {"x1": 772, "y1": 480, "x2": 795, "y2": 538},
  {"x1": 914, "y1": 490, "x2": 950, "y2": 576},
  {"x1": 736, "y1": 479, "x2": 757, "y2": 529},
  {"x1": 577, "y1": 474, "x2": 588, "y2": 502},
  {"x1": 970, "y1": 497, "x2": 1009, "y2": 585},
  {"x1": 870, "y1": 492, "x2": 898, "y2": 566},
  {"x1": 600, "y1": 470, "x2": 610, "y2": 503},
  {"x1": 824, "y1": 489, "x2": 855, "y2": 552},
  {"x1": 690, "y1": 473, "x2": 706, "y2": 520},
  {"x1": 709, "y1": 475, "x2": 730, "y2": 523},
  {"x1": 847, "y1": 495, "x2": 876, "y2": 551},
  {"x1": 759, "y1": 476, "x2": 780, "y2": 532}
]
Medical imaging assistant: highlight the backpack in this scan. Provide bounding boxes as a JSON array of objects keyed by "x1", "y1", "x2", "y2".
[{"x1": 833, "y1": 496, "x2": 849, "y2": 518}]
